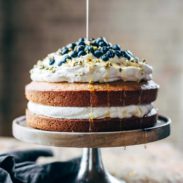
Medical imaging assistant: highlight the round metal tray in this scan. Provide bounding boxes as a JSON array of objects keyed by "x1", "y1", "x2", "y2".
[
  {"x1": 12, "y1": 115, "x2": 171, "y2": 183},
  {"x1": 13, "y1": 115, "x2": 170, "y2": 148}
]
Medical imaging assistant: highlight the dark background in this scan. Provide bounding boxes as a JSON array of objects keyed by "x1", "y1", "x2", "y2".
[{"x1": 0, "y1": 0, "x2": 183, "y2": 151}]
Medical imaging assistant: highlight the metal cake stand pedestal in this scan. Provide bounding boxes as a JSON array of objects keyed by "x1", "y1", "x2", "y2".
[{"x1": 13, "y1": 115, "x2": 171, "y2": 183}]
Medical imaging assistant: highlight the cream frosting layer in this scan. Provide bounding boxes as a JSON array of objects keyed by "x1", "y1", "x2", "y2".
[
  {"x1": 30, "y1": 53, "x2": 152, "y2": 83},
  {"x1": 28, "y1": 102, "x2": 156, "y2": 119}
]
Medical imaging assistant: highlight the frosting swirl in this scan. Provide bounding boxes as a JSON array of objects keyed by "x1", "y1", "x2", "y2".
[{"x1": 30, "y1": 37, "x2": 152, "y2": 83}]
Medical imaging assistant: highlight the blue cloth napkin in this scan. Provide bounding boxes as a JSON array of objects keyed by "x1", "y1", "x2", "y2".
[{"x1": 0, "y1": 149, "x2": 80, "y2": 183}]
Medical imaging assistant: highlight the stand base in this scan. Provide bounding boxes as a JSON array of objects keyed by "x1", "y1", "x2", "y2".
[
  {"x1": 75, "y1": 173, "x2": 124, "y2": 183},
  {"x1": 73, "y1": 148, "x2": 125, "y2": 183}
]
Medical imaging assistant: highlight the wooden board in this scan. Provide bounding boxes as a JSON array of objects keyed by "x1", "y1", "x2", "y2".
[{"x1": 12, "y1": 116, "x2": 171, "y2": 148}]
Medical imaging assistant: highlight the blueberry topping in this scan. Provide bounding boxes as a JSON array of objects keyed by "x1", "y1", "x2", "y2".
[
  {"x1": 95, "y1": 37, "x2": 104, "y2": 44},
  {"x1": 60, "y1": 47, "x2": 69, "y2": 55},
  {"x1": 70, "y1": 51, "x2": 78, "y2": 58},
  {"x1": 49, "y1": 57, "x2": 55, "y2": 65},
  {"x1": 106, "y1": 50, "x2": 115, "y2": 58},
  {"x1": 93, "y1": 50, "x2": 103, "y2": 58},
  {"x1": 101, "y1": 54, "x2": 109, "y2": 61},
  {"x1": 113, "y1": 44, "x2": 121, "y2": 51},
  {"x1": 58, "y1": 55, "x2": 71, "y2": 66},
  {"x1": 121, "y1": 51, "x2": 131, "y2": 60},
  {"x1": 85, "y1": 46, "x2": 94, "y2": 53},
  {"x1": 77, "y1": 38, "x2": 86, "y2": 46},
  {"x1": 67, "y1": 43, "x2": 76, "y2": 50},
  {"x1": 98, "y1": 40, "x2": 108, "y2": 47},
  {"x1": 126, "y1": 50, "x2": 133, "y2": 55},
  {"x1": 115, "y1": 50, "x2": 122, "y2": 58},
  {"x1": 91, "y1": 41, "x2": 98, "y2": 47},
  {"x1": 101, "y1": 46, "x2": 109, "y2": 54},
  {"x1": 78, "y1": 41, "x2": 85, "y2": 46},
  {"x1": 77, "y1": 45, "x2": 85, "y2": 52},
  {"x1": 78, "y1": 37, "x2": 85, "y2": 42},
  {"x1": 89, "y1": 38, "x2": 95, "y2": 41},
  {"x1": 56, "y1": 38, "x2": 136, "y2": 63},
  {"x1": 78, "y1": 50, "x2": 86, "y2": 57}
]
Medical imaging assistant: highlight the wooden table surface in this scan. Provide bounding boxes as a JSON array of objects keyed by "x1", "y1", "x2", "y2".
[{"x1": 0, "y1": 137, "x2": 182, "y2": 183}]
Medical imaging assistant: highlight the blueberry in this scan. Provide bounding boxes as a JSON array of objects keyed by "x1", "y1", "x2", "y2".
[
  {"x1": 101, "y1": 46, "x2": 109, "y2": 54},
  {"x1": 58, "y1": 55, "x2": 71, "y2": 66},
  {"x1": 123, "y1": 51, "x2": 131, "y2": 60},
  {"x1": 96, "y1": 37, "x2": 107, "y2": 43},
  {"x1": 126, "y1": 50, "x2": 133, "y2": 55},
  {"x1": 85, "y1": 46, "x2": 94, "y2": 53},
  {"x1": 78, "y1": 37, "x2": 85, "y2": 42},
  {"x1": 95, "y1": 37, "x2": 103, "y2": 44},
  {"x1": 101, "y1": 54, "x2": 109, "y2": 61},
  {"x1": 91, "y1": 41, "x2": 98, "y2": 47},
  {"x1": 78, "y1": 50, "x2": 86, "y2": 57},
  {"x1": 77, "y1": 38, "x2": 86, "y2": 46},
  {"x1": 112, "y1": 44, "x2": 121, "y2": 51},
  {"x1": 67, "y1": 43, "x2": 76, "y2": 50},
  {"x1": 70, "y1": 50, "x2": 78, "y2": 58},
  {"x1": 49, "y1": 57, "x2": 55, "y2": 65},
  {"x1": 77, "y1": 45, "x2": 85, "y2": 52},
  {"x1": 78, "y1": 41, "x2": 85, "y2": 46},
  {"x1": 125, "y1": 50, "x2": 137, "y2": 60},
  {"x1": 98, "y1": 40, "x2": 108, "y2": 47},
  {"x1": 106, "y1": 50, "x2": 115, "y2": 58},
  {"x1": 93, "y1": 50, "x2": 103, "y2": 58},
  {"x1": 115, "y1": 50, "x2": 122, "y2": 58},
  {"x1": 89, "y1": 38, "x2": 95, "y2": 41},
  {"x1": 60, "y1": 47, "x2": 69, "y2": 55}
]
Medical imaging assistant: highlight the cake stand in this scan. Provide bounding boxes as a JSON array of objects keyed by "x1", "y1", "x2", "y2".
[{"x1": 13, "y1": 115, "x2": 170, "y2": 183}]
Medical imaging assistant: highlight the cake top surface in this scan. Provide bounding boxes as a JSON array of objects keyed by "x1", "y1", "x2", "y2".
[{"x1": 30, "y1": 37, "x2": 152, "y2": 83}]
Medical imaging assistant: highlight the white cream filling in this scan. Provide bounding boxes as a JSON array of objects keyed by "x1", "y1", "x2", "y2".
[
  {"x1": 30, "y1": 53, "x2": 152, "y2": 83},
  {"x1": 28, "y1": 102, "x2": 156, "y2": 119}
]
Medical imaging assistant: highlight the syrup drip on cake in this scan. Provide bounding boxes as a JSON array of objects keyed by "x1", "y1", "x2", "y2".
[
  {"x1": 86, "y1": 0, "x2": 89, "y2": 40},
  {"x1": 105, "y1": 68, "x2": 111, "y2": 119},
  {"x1": 122, "y1": 90, "x2": 127, "y2": 130},
  {"x1": 86, "y1": 0, "x2": 94, "y2": 132},
  {"x1": 139, "y1": 89, "x2": 143, "y2": 129},
  {"x1": 88, "y1": 82, "x2": 95, "y2": 132},
  {"x1": 119, "y1": 91, "x2": 123, "y2": 131},
  {"x1": 123, "y1": 90, "x2": 126, "y2": 106}
]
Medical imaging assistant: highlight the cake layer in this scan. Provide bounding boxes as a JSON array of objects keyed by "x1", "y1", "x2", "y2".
[
  {"x1": 26, "y1": 80, "x2": 159, "y2": 107},
  {"x1": 26, "y1": 110, "x2": 157, "y2": 132},
  {"x1": 28, "y1": 101, "x2": 156, "y2": 119}
]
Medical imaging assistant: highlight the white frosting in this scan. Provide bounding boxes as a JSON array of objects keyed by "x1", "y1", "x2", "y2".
[
  {"x1": 28, "y1": 102, "x2": 156, "y2": 119},
  {"x1": 30, "y1": 53, "x2": 152, "y2": 83}
]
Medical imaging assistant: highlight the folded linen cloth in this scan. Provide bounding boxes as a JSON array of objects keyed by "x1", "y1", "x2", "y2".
[{"x1": 0, "y1": 149, "x2": 80, "y2": 183}]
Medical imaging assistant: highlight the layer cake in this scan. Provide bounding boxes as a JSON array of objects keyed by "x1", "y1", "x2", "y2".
[{"x1": 25, "y1": 37, "x2": 159, "y2": 132}]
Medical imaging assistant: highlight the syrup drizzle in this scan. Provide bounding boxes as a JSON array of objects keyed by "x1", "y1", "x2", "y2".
[
  {"x1": 88, "y1": 82, "x2": 95, "y2": 132},
  {"x1": 119, "y1": 91, "x2": 122, "y2": 131},
  {"x1": 86, "y1": 0, "x2": 93, "y2": 132},
  {"x1": 139, "y1": 86, "x2": 148, "y2": 149},
  {"x1": 105, "y1": 68, "x2": 110, "y2": 119},
  {"x1": 123, "y1": 90, "x2": 126, "y2": 106},
  {"x1": 139, "y1": 87, "x2": 143, "y2": 129},
  {"x1": 120, "y1": 90, "x2": 127, "y2": 131},
  {"x1": 86, "y1": 0, "x2": 89, "y2": 40}
]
